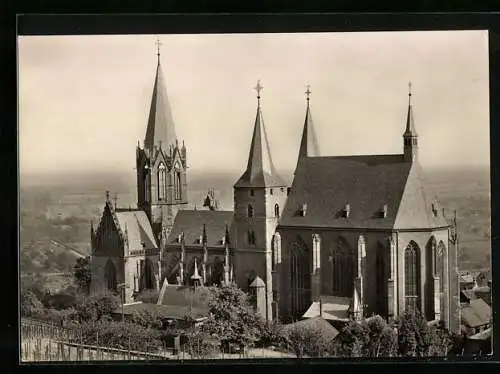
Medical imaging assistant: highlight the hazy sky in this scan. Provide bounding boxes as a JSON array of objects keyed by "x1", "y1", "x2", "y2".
[{"x1": 18, "y1": 31, "x2": 490, "y2": 176}]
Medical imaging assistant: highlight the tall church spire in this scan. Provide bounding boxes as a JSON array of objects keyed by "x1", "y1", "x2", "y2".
[
  {"x1": 296, "y1": 85, "x2": 320, "y2": 170},
  {"x1": 144, "y1": 38, "x2": 177, "y2": 153},
  {"x1": 403, "y1": 81, "x2": 418, "y2": 162},
  {"x1": 234, "y1": 80, "x2": 286, "y2": 188}
]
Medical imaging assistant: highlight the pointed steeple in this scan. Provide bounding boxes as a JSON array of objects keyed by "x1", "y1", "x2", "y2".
[
  {"x1": 144, "y1": 38, "x2": 177, "y2": 153},
  {"x1": 235, "y1": 80, "x2": 286, "y2": 188},
  {"x1": 296, "y1": 85, "x2": 320, "y2": 169},
  {"x1": 403, "y1": 81, "x2": 418, "y2": 162}
]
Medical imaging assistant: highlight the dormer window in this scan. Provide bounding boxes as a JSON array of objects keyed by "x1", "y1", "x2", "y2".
[
  {"x1": 382, "y1": 204, "x2": 388, "y2": 218},
  {"x1": 299, "y1": 204, "x2": 307, "y2": 217},
  {"x1": 344, "y1": 204, "x2": 351, "y2": 218}
]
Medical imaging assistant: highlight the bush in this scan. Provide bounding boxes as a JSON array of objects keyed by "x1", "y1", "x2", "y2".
[
  {"x1": 74, "y1": 291, "x2": 120, "y2": 322},
  {"x1": 184, "y1": 328, "x2": 220, "y2": 359},
  {"x1": 132, "y1": 309, "x2": 164, "y2": 330},
  {"x1": 68, "y1": 320, "x2": 162, "y2": 353},
  {"x1": 21, "y1": 289, "x2": 44, "y2": 317},
  {"x1": 255, "y1": 322, "x2": 287, "y2": 349}
]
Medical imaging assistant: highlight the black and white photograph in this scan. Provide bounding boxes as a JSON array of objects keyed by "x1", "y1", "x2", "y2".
[{"x1": 18, "y1": 29, "x2": 491, "y2": 361}]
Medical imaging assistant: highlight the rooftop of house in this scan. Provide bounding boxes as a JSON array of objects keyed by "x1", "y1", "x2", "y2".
[
  {"x1": 114, "y1": 209, "x2": 158, "y2": 252},
  {"x1": 113, "y1": 302, "x2": 208, "y2": 320},
  {"x1": 157, "y1": 284, "x2": 211, "y2": 312},
  {"x1": 461, "y1": 298, "x2": 491, "y2": 328}
]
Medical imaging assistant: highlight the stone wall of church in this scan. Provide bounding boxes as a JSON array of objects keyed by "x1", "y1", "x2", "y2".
[
  {"x1": 90, "y1": 256, "x2": 125, "y2": 297},
  {"x1": 277, "y1": 228, "x2": 394, "y2": 321},
  {"x1": 233, "y1": 250, "x2": 267, "y2": 291},
  {"x1": 394, "y1": 229, "x2": 453, "y2": 330},
  {"x1": 277, "y1": 227, "x2": 457, "y2": 330}
]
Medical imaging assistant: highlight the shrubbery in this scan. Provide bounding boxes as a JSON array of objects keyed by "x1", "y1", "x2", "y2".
[{"x1": 67, "y1": 320, "x2": 162, "y2": 353}]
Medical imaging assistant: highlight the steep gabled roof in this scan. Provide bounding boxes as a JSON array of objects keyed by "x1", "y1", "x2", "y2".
[
  {"x1": 166, "y1": 210, "x2": 233, "y2": 247},
  {"x1": 144, "y1": 58, "x2": 177, "y2": 153},
  {"x1": 235, "y1": 85, "x2": 286, "y2": 188},
  {"x1": 280, "y1": 155, "x2": 410, "y2": 230},
  {"x1": 279, "y1": 154, "x2": 450, "y2": 230},
  {"x1": 461, "y1": 298, "x2": 491, "y2": 328},
  {"x1": 114, "y1": 210, "x2": 157, "y2": 252}
]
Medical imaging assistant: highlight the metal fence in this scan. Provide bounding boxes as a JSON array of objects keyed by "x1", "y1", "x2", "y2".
[{"x1": 20, "y1": 318, "x2": 169, "y2": 362}]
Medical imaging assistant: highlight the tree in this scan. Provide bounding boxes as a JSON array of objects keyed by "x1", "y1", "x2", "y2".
[
  {"x1": 73, "y1": 256, "x2": 92, "y2": 294},
  {"x1": 201, "y1": 284, "x2": 263, "y2": 351},
  {"x1": 283, "y1": 319, "x2": 334, "y2": 358},
  {"x1": 20, "y1": 289, "x2": 44, "y2": 317},
  {"x1": 395, "y1": 310, "x2": 452, "y2": 357},
  {"x1": 74, "y1": 291, "x2": 120, "y2": 322}
]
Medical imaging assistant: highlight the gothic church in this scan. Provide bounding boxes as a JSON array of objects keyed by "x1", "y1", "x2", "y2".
[{"x1": 90, "y1": 47, "x2": 460, "y2": 333}]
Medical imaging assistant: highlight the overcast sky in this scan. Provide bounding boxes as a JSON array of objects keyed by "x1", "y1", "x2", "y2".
[{"x1": 18, "y1": 31, "x2": 489, "y2": 176}]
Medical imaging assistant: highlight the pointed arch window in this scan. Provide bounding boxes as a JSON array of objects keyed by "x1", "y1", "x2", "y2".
[
  {"x1": 158, "y1": 163, "x2": 166, "y2": 200},
  {"x1": 104, "y1": 260, "x2": 117, "y2": 292},
  {"x1": 247, "y1": 204, "x2": 254, "y2": 218},
  {"x1": 436, "y1": 241, "x2": 446, "y2": 316},
  {"x1": 405, "y1": 241, "x2": 421, "y2": 311},
  {"x1": 274, "y1": 203, "x2": 280, "y2": 218},
  {"x1": 175, "y1": 171, "x2": 182, "y2": 200},
  {"x1": 376, "y1": 244, "x2": 388, "y2": 316},
  {"x1": 330, "y1": 237, "x2": 356, "y2": 297},
  {"x1": 144, "y1": 175, "x2": 150, "y2": 202},
  {"x1": 272, "y1": 232, "x2": 281, "y2": 268},
  {"x1": 290, "y1": 237, "x2": 311, "y2": 318},
  {"x1": 312, "y1": 234, "x2": 321, "y2": 271}
]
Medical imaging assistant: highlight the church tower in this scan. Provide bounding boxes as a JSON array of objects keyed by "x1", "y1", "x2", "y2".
[
  {"x1": 233, "y1": 81, "x2": 288, "y2": 322},
  {"x1": 136, "y1": 40, "x2": 188, "y2": 242},
  {"x1": 403, "y1": 81, "x2": 418, "y2": 162},
  {"x1": 296, "y1": 85, "x2": 320, "y2": 170}
]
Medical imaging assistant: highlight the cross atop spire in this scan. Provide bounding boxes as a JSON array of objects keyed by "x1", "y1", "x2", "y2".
[
  {"x1": 155, "y1": 37, "x2": 162, "y2": 63},
  {"x1": 305, "y1": 85, "x2": 312, "y2": 105},
  {"x1": 408, "y1": 80, "x2": 412, "y2": 104},
  {"x1": 254, "y1": 80, "x2": 263, "y2": 103}
]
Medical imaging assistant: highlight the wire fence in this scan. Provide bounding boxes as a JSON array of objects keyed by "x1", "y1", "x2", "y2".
[{"x1": 20, "y1": 318, "x2": 169, "y2": 362}]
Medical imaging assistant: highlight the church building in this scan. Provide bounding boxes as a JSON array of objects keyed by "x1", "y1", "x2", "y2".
[{"x1": 90, "y1": 42, "x2": 460, "y2": 333}]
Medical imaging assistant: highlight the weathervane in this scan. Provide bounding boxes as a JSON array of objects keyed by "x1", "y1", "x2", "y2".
[{"x1": 408, "y1": 80, "x2": 413, "y2": 103}]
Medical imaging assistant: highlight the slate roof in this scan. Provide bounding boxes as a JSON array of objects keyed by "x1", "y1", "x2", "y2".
[
  {"x1": 166, "y1": 210, "x2": 233, "y2": 247},
  {"x1": 157, "y1": 284, "x2": 211, "y2": 311},
  {"x1": 279, "y1": 155, "x2": 449, "y2": 230},
  {"x1": 114, "y1": 210, "x2": 157, "y2": 252},
  {"x1": 234, "y1": 99, "x2": 286, "y2": 188},
  {"x1": 113, "y1": 302, "x2": 208, "y2": 320},
  {"x1": 461, "y1": 299, "x2": 491, "y2": 328},
  {"x1": 144, "y1": 59, "x2": 177, "y2": 152}
]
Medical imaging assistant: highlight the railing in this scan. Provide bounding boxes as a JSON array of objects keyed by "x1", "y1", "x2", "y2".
[{"x1": 20, "y1": 318, "x2": 169, "y2": 362}]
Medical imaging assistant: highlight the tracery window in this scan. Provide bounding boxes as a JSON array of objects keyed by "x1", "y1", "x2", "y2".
[
  {"x1": 175, "y1": 171, "x2": 182, "y2": 200},
  {"x1": 290, "y1": 236, "x2": 311, "y2": 318},
  {"x1": 405, "y1": 241, "x2": 421, "y2": 311},
  {"x1": 158, "y1": 163, "x2": 166, "y2": 200},
  {"x1": 330, "y1": 237, "x2": 356, "y2": 297},
  {"x1": 274, "y1": 203, "x2": 280, "y2": 218},
  {"x1": 104, "y1": 260, "x2": 117, "y2": 292},
  {"x1": 312, "y1": 234, "x2": 321, "y2": 271}
]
